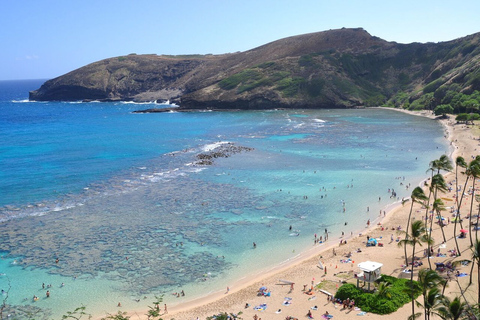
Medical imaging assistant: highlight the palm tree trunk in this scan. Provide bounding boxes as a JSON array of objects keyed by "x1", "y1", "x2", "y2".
[
  {"x1": 411, "y1": 242, "x2": 416, "y2": 320},
  {"x1": 405, "y1": 201, "x2": 415, "y2": 267},
  {"x1": 469, "y1": 258, "x2": 474, "y2": 285},
  {"x1": 476, "y1": 205, "x2": 480, "y2": 243},
  {"x1": 458, "y1": 175, "x2": 470, "y2": 230},
  {"x1": 428, "y1": 210, "x2": 435, "y2": 268},
  {"x1": 477, "y1": 262, "x2": 480, "y2": 305},
  {"x1": 436, "y1": 209, "x2": 447, "y2": 243},
  {"x1": 468, "y1": 179, "x2": 476, "y2": 247},
  {"x1": 453, "y1": 214, "x2": 461, "y2": 257},
  {"x1": 454, "y1": 176, "x2": 470, "y2": 257}
]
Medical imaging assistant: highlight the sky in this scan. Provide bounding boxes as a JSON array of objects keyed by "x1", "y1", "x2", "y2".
[{"x1": 2, "y1": 0, "x2": 480, "y2": 80}]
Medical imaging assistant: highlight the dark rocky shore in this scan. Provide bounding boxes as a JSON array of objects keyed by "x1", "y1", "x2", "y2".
[{"x1": 195, "y1": 142, "x2": 254, "y2": 166}]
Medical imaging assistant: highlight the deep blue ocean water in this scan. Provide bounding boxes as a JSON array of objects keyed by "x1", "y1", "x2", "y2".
[{"x1": 0, "y1": 79, "x2": 450, "y2": 319}]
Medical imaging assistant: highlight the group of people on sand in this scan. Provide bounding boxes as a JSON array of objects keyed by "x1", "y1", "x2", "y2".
[{"x1": 306, "y1": 309, "x2": 331, "y2": 319}]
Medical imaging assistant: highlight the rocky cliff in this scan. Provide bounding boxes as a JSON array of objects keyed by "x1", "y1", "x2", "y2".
[{"x1": 29, "y1": 28, "x2": 480, "y2": 110}]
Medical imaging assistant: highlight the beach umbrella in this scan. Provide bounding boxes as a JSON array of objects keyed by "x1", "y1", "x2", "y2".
[{"x1": 460, "y1": 229, "x2": 468, "y2": 233}]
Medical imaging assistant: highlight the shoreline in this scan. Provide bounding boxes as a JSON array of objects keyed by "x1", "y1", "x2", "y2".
[{"x1": 113, "y1": 108, "x2": 473, "y2": 320}]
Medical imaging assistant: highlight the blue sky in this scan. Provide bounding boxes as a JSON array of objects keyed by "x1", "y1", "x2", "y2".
[{"x1": 2, "y1": 0, "x2": 480, "y2": 80}]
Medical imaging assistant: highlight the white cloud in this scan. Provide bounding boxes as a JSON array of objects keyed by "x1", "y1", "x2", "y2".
[{"x1": 15, "y1": 55, "x2": 40, "y2": 61}]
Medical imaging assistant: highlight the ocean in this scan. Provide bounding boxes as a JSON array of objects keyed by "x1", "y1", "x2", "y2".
[{"x1": 0, "y1": 79, "x2": 449, "y2": 319}]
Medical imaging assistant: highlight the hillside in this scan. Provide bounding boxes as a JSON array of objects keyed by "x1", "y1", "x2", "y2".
[{"x1": 29, "y1": 28, "x2": 480, "y2": 111}]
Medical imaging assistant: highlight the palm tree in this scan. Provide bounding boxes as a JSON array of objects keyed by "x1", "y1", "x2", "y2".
[
  {"x1": 436, "y1": 296, "x2": 467, "y2": 320},
  {"x1": 475, "y1": 195, "x2": 480, "y2": 243},
  {"x1": 469, "y1": 239, "x2": 480, "y2": 303},
  {"x1": 425, "y1": 174, "x2": 448, "y2": 268},
  {"x1": 466, "y1": 159, "x2": 480, "y2": 247},
  {"x1": 398, "y1": 220, "x2": 433, "y2": 320},
  {"x1": 424, "y1": 156, "x2": 452, "y2": 228},
  {"x1": 453, "y1": 156, "x2": 467, "y2": 256},
  {"x1": 416, "y1": 287, "x2": 444, "y2": 320},
  {"x1": 416, "y1": 269, "x2": 446, "y2": 320},
  {"x1": 404, "y1": 187, "x2": 428, "y2": 267},
  {"x1": 374, "y1": 280, "x2": 392, "y2": 300}
]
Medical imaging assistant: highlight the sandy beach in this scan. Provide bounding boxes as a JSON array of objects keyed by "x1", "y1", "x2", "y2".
[{"x1": 120, "y1": 109, "x2": 479, "y2": 320}]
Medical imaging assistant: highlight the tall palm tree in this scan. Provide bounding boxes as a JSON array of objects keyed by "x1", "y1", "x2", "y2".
[
  {"x1": 453, "y1": 156, "x2": 467, "y2": 256},
  {"x1": 426, "y1": 174, "x2": 448, "y2": 268},
  {"x1": 424, "y1": 157, "x2": 449, "y2": 225},
  {"x1": 404, "y1": 187, "x2": 428, "y2": 267},
  {"x1": 436, "y1": 296, "x2": 467, "y2": 320},
  {"x1": 416, "y1": 269, "x2": 446, "y2": 320},
  {"x1": 398, "y1": 220, "x2": 432, "y2": 320},
  {"x1": 466, "y1": 159, "x2": 480, "y2": 247},
  {"x1": 469, "y1": 239, "x2": 480, "y2": 303},
  {"x1": 425, "y1": 156, "x2": 452, "y2": 230}
]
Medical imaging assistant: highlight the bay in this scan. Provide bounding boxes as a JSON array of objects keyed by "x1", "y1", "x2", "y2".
[{"x1": 0, "y1": 80, "x2": 449, "y2": 319}]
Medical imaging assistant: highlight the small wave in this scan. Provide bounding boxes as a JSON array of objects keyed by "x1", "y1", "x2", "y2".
[
  {"x1": 313, "y1": 119, "x2": 326, "y2": 123},
  {"x1": 120, "y1": 101, "x2": 158, "y2": 105},
  {"x1": 201, "y1": 141, "x2": 231, "y2": 152},
  {"x1": 11, "y1": 99, "x2": 31, "y2": 103}
]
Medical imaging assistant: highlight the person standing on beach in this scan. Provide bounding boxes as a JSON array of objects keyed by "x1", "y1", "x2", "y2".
[{"x1": 164, "y1": 303, "x2": 168, "y2": 314}]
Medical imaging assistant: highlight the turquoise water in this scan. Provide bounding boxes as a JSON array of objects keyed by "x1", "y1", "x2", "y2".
[{"x1": 0, "y1": 80, "x2": 449, "y2": 319}]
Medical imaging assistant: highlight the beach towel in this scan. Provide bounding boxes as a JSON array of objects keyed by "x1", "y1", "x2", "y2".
[
  {"x1": 457, "y1": 273, "x2": 468, "y2": 277},
  {"x1": 254, "y1": 303, "x2": 267, "y2": 310},
  {"x1": 282, "y1": 300, "x2": 292, "y2": 306},
  {"x1": 357, "y1": 311, "x2": 367, "y2": 316},
  {"x1": 322, "y1": 315, "x2": 333, "y2": 319}
]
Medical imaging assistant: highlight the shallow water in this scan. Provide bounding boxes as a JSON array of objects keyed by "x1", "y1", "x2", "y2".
[{"x1": 0, "y1": 80, "x2": 450, "y2": 319}]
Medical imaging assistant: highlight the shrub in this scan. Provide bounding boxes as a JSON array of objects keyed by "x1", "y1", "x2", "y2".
[
  {"x1": 334, "y1": 275, "x2": 420, "y2": 315},
  {"x1": 423, "y1": 79, "x2": 444, "y2": 94},
  {"x1": 304, "y1": 77, "x2": 325, "y2": 98},
  {"x1": 276, "y1": 77, "x2": 305, "y2": 97},
  {"x1": 218, "y1": 69, "x2": 262, "y2": 90}
]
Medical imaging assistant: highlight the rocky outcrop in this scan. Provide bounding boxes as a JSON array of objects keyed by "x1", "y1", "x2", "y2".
[{"x1": 30, "y1": 28, "x2": 480, "y2": 110}]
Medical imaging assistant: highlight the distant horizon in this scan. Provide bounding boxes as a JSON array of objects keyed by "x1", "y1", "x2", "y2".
[{"x1": 3, "y1": 0, "x2": 480, "y2": 81}]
